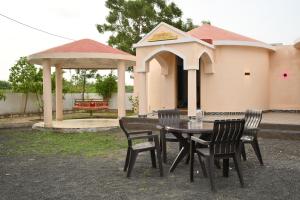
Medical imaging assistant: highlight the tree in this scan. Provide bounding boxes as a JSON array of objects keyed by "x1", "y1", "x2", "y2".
[
  {"x1": 9, "y1": 57, "x2": 43, "y2": 113},
  {"x1": 95, "y1": 73, "x2": 117, "y2": 100},
  {"x1": 72, "y1": 69, "x2": 97, "y2": 100},
  {"x1": 0, "y1": 80, "x2": 11, "y2": 90},
  {"x1": 97, "y1": 0, "x2": 197, "y2": 55}
]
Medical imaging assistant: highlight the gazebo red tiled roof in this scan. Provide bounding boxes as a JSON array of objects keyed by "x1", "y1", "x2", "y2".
[
  {"x1": 37, "y1": 39, "x2": 129, "y2": 55},
  {"x1": 187, "y1": 24, "x2": 261, "y2": 43},
  {"x1": 29, "y1": 39, "x2": 135, "y2": 68}
]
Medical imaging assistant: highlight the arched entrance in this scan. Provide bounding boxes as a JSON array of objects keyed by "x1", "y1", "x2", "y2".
[{"x1": 141, "y1": 49, "x2": 186, "y2": 112}]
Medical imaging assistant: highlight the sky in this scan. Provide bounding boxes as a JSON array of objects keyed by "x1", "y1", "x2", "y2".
[{"x1": 1, "y1": 0, "x2": 299, "y2": 83}]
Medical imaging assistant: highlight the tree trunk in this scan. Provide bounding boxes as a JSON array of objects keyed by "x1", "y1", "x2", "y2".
[{"x1": 82, "y1": 73, "x2": 86, "y2": 100}]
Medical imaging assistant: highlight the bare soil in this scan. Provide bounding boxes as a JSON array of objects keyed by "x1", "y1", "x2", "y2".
[{"x1": 0, "y1": 129, "x2": 299, "y2": 200}]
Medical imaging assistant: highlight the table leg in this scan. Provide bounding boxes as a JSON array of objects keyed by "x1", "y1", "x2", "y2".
[{"x1": 169, "y1": 146, "x2": 189, "y2": 172}]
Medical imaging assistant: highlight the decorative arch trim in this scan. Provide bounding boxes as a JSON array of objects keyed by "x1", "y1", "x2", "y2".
[
  {"x1": 198, "y1": 51, "x2": 215, "y2": 74},
  {"x1": 140, "y1": 47, "x2": 187, "y2": 72}
]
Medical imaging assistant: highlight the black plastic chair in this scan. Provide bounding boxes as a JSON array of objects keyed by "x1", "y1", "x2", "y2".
[
  {"x1": 158, "y1": 109, "x2": 183, "y2": 163},
  {"x1": 190, "y1": 119, "x2": 245, "y2": 191},
  {"x1": 119, "y1": 117, "x2": 163, "y2": 177},
  {"x1": 241, "y1": 109, "x2": 263, "y2": 165}
]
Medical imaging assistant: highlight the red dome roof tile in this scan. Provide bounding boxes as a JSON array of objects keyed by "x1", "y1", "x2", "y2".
[
  {"x1": 187, "y1": 24, "x2": 261, "y2": 43},
  {"x1": 37, "y1": 39, "x2": 130, "y2": 55}
]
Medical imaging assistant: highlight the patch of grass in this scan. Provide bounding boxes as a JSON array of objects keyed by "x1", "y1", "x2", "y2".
[{"x1": 0, "y1": 129, "x2": 128, "y2": 157}]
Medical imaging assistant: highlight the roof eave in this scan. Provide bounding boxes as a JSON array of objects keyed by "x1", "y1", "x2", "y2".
[{"x1": 213, "y1": 40, "x2": 276, "y2": 51}]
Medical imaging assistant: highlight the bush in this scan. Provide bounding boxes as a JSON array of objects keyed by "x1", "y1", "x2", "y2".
[{"x1": 95, "y1": 73, "x2": 117, "y2": 100}]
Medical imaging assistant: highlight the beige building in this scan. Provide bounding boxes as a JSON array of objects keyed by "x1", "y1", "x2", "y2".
[{"x1": 133, "y1": 22, "x2": 300, "y2": 117}]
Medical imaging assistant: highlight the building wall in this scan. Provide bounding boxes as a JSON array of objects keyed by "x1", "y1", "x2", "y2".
[
  {"x1": 135, "y1": 45, "x2": 272, "y2": 113},
  {"x1": 269, "y1": 45, "x2": 300, "y2": 109},
  {"x1": 147, "y1": 53, "x2": 177, "y2": 112},
  {"x1": 202, "y1": 46, "x2": 270, "y2": 112}
]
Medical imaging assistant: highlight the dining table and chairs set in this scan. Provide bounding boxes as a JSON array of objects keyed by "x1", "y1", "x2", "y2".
[{"x1": 119, "y1": 109, "x2": 263, "y2": 191}]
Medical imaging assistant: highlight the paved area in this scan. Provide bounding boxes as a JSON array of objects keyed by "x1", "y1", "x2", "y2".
[
  {"x1": 33, "y1": 119, "x2": 118, "y2": 129},
  {"x1": 262, "y1": 112, "x2": 300, "y2": 125},
  {"x1": 0, "y1": 137, "x2": 299, "y2": 200},
  {"x1": 1, "y1": 112, "x2": 300, "y2": 131}
]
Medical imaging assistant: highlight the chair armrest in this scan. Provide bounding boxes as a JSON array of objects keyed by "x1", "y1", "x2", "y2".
[
  {"x1": 191, "y1": 136, "x2": 210, "y2": 146},
  {"x1": 129, "y1": 134, "x2": 159, "y2": 141},
  {"x1": 128, "y1": 130, "x2": 152, "y2": 135}
]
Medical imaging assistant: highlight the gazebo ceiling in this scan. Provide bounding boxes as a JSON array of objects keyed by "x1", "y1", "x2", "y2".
[{"x1": 28, "y1": 39, "x2": 136, "y2": 68}]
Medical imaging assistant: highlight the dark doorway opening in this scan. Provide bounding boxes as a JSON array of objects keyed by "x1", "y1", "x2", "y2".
[
  {"x1": 176, "y1": 56, "x2": 200, "y2": 109},
  {"x1": 176, "y1": 56, "x2": 187, "y2": 108},
  {"x1": 197, "y1": 59, "x2": 201, "y2": 109}
]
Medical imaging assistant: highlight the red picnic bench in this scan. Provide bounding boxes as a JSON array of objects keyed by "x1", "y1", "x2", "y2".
[{"x1": 73, "y1": 99, "x2": 109, "y2": 116}]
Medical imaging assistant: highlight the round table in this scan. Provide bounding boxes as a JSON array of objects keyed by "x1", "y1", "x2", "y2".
[{"x1": 157, "y1": 120, "x2": 214, "y2": 172}]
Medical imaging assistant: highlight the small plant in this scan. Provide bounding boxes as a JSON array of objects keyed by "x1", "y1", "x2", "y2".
[{"x1": 129, "y1": 95, "x2": 139, "y2": 113}]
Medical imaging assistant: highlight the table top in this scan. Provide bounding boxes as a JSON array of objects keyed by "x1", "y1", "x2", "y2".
[{"x1": 157, "y1": 120, "x2": 214, "y2": 134}]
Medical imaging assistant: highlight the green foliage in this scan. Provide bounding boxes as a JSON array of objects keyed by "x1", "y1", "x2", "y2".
[
  {"x1": 51, "y1": 71, "x2": 72, "y2": 94},
  {"x1": 9, "y1": 57, "x2": 42, "y2": 94},
  {"x1": 9, "y1": 57, "x2": 43, "y2": 113},
  {"x1": 125, "y1": 85, "x2": 133, "y2": 93},
  {"x1": 95, "y1": 73, "x2": 118, "y2": 100},
  {"x1": 0, "y1": 130, "x2": 127, "y2": 157},
  {"x1": 0, "y1": 90, "x2": 5, "y2": 101},
  {"x1": 97, "y1": 0, "x2": 197, "y2": 55},
  {"x1": 0, "y1": 80, "x2": 11, "y2": 90},
  {"x1": 72, "y1": 69, "x2": 98, "y2": 100}
]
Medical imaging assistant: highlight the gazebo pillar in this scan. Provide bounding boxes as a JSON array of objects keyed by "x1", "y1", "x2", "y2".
[
  {"x1": 42, "y1": 60, "x2": 52, "y2": 127},
  {"x1": 188, "y1": 69, "x2": 197, "y2": 118},
  {"x1": 117, "y1": 61, "x2": 126, "y2": 118},
  {"x1": 138, "y1": 72, "x2": 147, "y2": 117},
  {"x1": 55, "y1": 65, "x2": 63, "y2": 121}
]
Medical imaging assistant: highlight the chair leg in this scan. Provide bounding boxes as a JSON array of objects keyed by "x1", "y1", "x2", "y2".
[
  {"x1": 233, "y1": 154, "x2": 244, "y2": 187},
  {"x1": 156, "y1": 143, "x2": 164, "y2": 177},
  {"x1": 150, "y1": 150, "x2": 157, "y2": 168},
  {"x1": 162, "y1": 137, "x2": 167, "y2": 164},
  {"x1": 127, "y1": 151, "x2": 138, "y2": 178},
  {"x1": 251, "y1": 139, "x2": 264, "y2": 165},
  {"x1": 197, "y1": 152, "x2": 207, "y2": 177},
  {"x1": 190, "y1": 141, "x2": 195, "y2": 182},
  {"x1": 124, "y1": 147, "x2": 131, "y2": 171},
  {"x1": 206, "y1": 156, "x2": 216, "y2": 192},
  {"x1": 241, "y1": 143, "x2": 247, "y2": 161}
]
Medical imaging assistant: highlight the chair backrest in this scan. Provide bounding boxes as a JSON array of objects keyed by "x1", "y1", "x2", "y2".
[
  {"x1": 244, "y1": 109, "x2": 262, "y2": 129},
  {"x1": 210, "y1": 119, "x2": 245, "y2": 155},
  {"x1": 119, "y1": 117, "x2": 155, "y2": 139},
  {"x1": 157, "y1": 109, "x2": 181, "y2": 125}
]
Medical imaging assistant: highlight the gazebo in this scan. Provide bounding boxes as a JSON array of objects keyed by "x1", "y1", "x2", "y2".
[{"x1": 29, "y1": 39, "x2": 135, "y2": 128}]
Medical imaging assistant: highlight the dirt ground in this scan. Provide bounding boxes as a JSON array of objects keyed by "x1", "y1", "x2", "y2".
[{"x1": 0, "y1": 132, "x2": 300, "y2": 200}]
